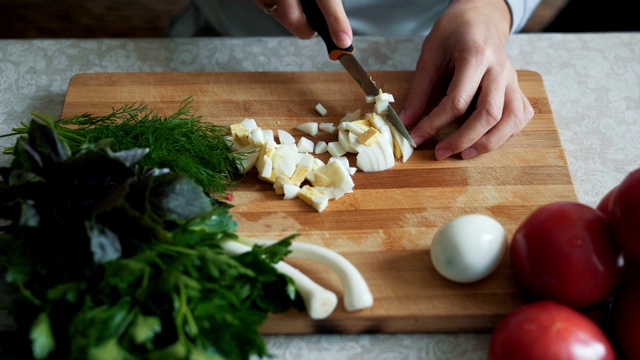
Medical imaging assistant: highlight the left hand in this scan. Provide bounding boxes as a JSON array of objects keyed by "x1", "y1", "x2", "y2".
[{"x1": 399, "y1": 0, "x2": 534, "y2": 160}]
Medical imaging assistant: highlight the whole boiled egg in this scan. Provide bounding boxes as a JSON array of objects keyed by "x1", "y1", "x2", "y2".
[{"x1": 430, "y1": 214, "x2": 507, "y2": 283}]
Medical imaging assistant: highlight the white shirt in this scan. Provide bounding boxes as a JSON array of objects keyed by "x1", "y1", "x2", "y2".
[{"x1": 187, "y1": 0, "x2": 541, "y2": 37}]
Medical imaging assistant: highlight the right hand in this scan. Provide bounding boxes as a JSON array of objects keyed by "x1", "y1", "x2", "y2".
[{"x1": 253, "y1": 0, "x2": 353, "y2": 48}]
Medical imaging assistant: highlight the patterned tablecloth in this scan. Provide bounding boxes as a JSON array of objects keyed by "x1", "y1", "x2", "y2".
[{"x1": 0, "y1": 33, "x2": 638, "y2": 359}]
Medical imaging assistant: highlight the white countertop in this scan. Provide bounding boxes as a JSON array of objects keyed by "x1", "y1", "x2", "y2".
[{"x1": 0, "y1": 33, "x2": 639, "y2": 359}]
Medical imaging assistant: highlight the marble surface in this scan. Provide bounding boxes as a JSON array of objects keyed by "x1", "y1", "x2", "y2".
[{"x1": 0, "y1": 33, "x2": 639, "y2": 359}]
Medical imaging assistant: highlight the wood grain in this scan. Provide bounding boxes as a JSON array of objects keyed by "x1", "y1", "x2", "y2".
[{"x1": 61, "y1": 70, "x2": 577, "y2": 334}]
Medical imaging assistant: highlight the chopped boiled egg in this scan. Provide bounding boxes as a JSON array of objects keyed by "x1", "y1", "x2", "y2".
[
  {"x1": 374, "y1": 100, "x2": 389, "y2": 114},
  {"x1": 328, "y1": 156, "x2": 350, "y2": 172},
  {"x1": 272, "y1": 149, "x2": 298, "y2": 179},
  {"x1": 228, "y1": 87, "x2": 414, "y2": 212},
  {"x1": 314, "y1": 141, "x2": 328, "y2": 154},
  {"x1": 344, "y1": 121, "x2": 367, "y2": 135},
  {"x1": 277, "y1": 129, "x2": 296, "y2": 145},
  {"x1": 297, "y1": 136, "x2": 315, "y2": 153},
  {"x1": 389, "y1": 120, "x2": 414, "y2": 163},
  {"x1": 327, "y1": 141, "x2": 346, "y2": 157},
  {"x1": 357, "y1": 127, "x2": 381, "y2": 147},
  {"x1": 273, "y1": 175, "x2": 293, "y2": 195},
  {"x1": 351, "y1": 113, "x2": 395, "y2": 172},
  {"x1": 313, "y1": 160, "x2": 354, "y2": 200},
  {"x1": 262, "y1": 129, "x2": 275, "y2": 143},
  {"x1": 225, "y1": 135, "x2": 243, "y2": 152},
  {"x1": 296, "y1": 122, "x2": 319, "y2": 136},
  {"x1": 311, "y1": 172, "x2": 331, "y2": 187},
  {"x1": 356, "y1": 140, "x2": 395, "y2": 172},
  {"x1": 337, "y1": 130, "x2": 357, "y2": 154},
  {"x1": 298, "y1": 185, "x2": 329, "y2": 212},
  {"x1": 256, "y1": 140, "x2": 277, "y2": 182},
  {"x1": 353, "y1": 119, "x2": 372, "y2": 131},
  {"x1": 298, "y1": 153, "x2": 314, "y2": 169},
  {"x1": 249, "y1": 127, "x2": 265, "y2": 146},
  {"x1": 375, "y1": 92, "x2": 395, "y2": 103},
  {"x1": 235, "y1": 144, "x2": 260, "y2": 174},
  {"x1": 290, "y1": 164, "x2": 310, "y2": 187},
  {"x1": 283, "y1": 183, "x2": 301, "y2": 200},
  {"x1": 319, "y1": 122, "x2": 336, "y2": 134},
  {"x1": 230, "y1": 123, "x2": 251, "y2": 147},
  {"x1": 339, "y1": 108, "x2": 362, "y2": 123},
  {"x1": 241, "y1": 118, "x2": 258, "y2": 132},
  {"x1": 258, "y1": 155, "x2": 275, "y2": 183},
  {"x1": 315, "y1": 103, "x2": 328, "y2": 116}
]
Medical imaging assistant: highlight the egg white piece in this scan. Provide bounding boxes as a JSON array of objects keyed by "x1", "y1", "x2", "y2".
[
  {"x1": 319, "y1": 122, "x2": 336, "y2": 134},
  {"x1": 297, "y1": 136, "x2": 315, "y2": 153},
  {"x1": 314, "y1": 141, "x2": 328, "y2": 154},
  {"x1": 241, "y1": 118, "x2": 258, "y2": 132},
  {"x1": 430, "y1": 214, "x2": 507, "y2": 283},
  {"x1": 315, "y1": 103, "x2": 328, "y2": 116},
  {"x1": 277, "y1": 129, "x2": 296, "y2": 145},
  {"x1": 296, "y1": 122, "x2": 319, "y2": 136},
  {"x1": 234, "y1": 144, "x2": 259, "y2": 174}
]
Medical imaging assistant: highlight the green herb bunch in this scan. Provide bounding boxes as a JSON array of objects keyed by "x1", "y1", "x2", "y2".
[
  {"x1": 0, "y1": 98, "x2": 243, "y2": 196},
  {"x1": 0, "y1": 120, "x2": 299, "y2": 360}
]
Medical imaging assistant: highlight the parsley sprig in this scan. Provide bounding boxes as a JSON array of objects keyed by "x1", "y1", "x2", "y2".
[{"x1": 0, "y1": 120, "x2": 300, "y2": 359}]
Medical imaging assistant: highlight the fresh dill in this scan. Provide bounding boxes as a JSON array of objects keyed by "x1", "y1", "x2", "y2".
[{"x1": 1, "y1": 97, "x2": 243, "y2": 196}]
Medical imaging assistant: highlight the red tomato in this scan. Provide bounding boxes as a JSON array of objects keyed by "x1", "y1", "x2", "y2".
[
  {"x1": 511, "y1": 201, "x2": 621, "y2": 308},
  {"x1": 488, "y1": 301, "x2": 615, "y2": 360},
  {"x1": 596, "y1": 185, "x2": 618, "y2": 220},
  {"x1": 609, "y1": 168, "x2": 640, "y2": 261},
  {"x1": 610, "y1": 279, "x2": 640, "y2": 360}
]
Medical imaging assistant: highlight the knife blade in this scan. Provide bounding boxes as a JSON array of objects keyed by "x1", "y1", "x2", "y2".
[{"x1": 299, "y1": 0, "x2": 416, "y2": 147}]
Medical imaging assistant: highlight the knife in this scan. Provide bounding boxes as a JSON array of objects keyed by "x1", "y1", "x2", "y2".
[{"x1": 299, "y1": 0, "x2": 416, "y2": 148}]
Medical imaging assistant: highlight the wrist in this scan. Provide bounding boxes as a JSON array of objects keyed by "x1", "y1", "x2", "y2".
[{"x1": 447, "y1": 0, "x2": 512, "y2": 38}]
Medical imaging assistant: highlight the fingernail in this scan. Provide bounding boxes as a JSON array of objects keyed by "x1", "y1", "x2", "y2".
[
  {"x1": 461, "y1": 147, "x2": 478, "y2": 159},
  {"x1": 411, "y1": 134, "x2": 425, "y2": 146},
  {"x1": 435, "y1": 148, "x2": 452, "y2": 160},
  {"x1": 335, "y1": 32, "x2": 351, "y2": 48}
]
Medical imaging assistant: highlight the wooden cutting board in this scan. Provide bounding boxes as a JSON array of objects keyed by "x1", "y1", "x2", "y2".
[{"x1": 61, "y1": 70, "x2": 576, "y2": 334}]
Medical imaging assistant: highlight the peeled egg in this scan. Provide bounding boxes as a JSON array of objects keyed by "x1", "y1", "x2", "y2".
[{"x1": 430, "y1": 214, "x2": 507, "y2": 283}]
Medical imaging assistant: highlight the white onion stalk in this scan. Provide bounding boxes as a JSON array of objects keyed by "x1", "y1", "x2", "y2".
[
  {"x1": 239, "y1": 238, "x2": 373, "y2": 312},
  {"x1": 220, "y1": 240, "x2": 338, "y2": 320}
]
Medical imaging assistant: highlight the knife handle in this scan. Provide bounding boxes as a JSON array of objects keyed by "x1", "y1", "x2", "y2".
[{"x1": 300, "y1": 0, "x2": 354, "y2": 61}]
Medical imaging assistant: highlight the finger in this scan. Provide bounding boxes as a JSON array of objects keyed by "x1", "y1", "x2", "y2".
[
  {"x1": 253, "y1": 0, "x2": 282, "y2": 14},
  {"x1": 316, "y1": 0, "x2": 352, "y2": 48},
  {"x1": 460, "y1": 84, "x2": 534, "y2": 159},
  {"x1": 435, "y1": 66, "x2": 506, "y2": 158},
  {"x1": 261, "y1": 0, "x2": 316, "y2": 39},
  {"x1": 409, "y1": 59, "x2": 486, "y2": 147},
  {"x1": 399, "y1": 41, "x2": 440, "y2": 130},
  {"x1": 411, "y1": 66, "x2": 480, "y2": 148}
]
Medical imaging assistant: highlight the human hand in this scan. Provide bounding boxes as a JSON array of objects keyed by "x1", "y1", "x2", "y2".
[
  {"x1": 400, "y1": 0, "x2": 534, "y2": 160},
  {"x1": 254, "y1": 0, "x2": 353, "y2": 48}
]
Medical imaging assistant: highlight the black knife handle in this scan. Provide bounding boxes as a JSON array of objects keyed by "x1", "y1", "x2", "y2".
[{"x1": 300, "y1": 0, "x2": 354, "y2": 60}]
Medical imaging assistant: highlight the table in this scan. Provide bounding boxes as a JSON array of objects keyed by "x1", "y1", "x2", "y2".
[{"x1": 0, "y1": 33, "x2": 638, "y2": 359}]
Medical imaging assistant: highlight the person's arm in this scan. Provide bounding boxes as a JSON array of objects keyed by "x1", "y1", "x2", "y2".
[
  {"x1": 253, "y1": 0, "x2": 353, "y2": 48},
  {"x1": 505, "y1": 0, "x2": 543, "y2": 32},
  {"x1": 399, "y1": 0, "x2": 536, "y2": 159},
  {"x1": 254, "y1": 0, "x2": 540, "y2": 160}
]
